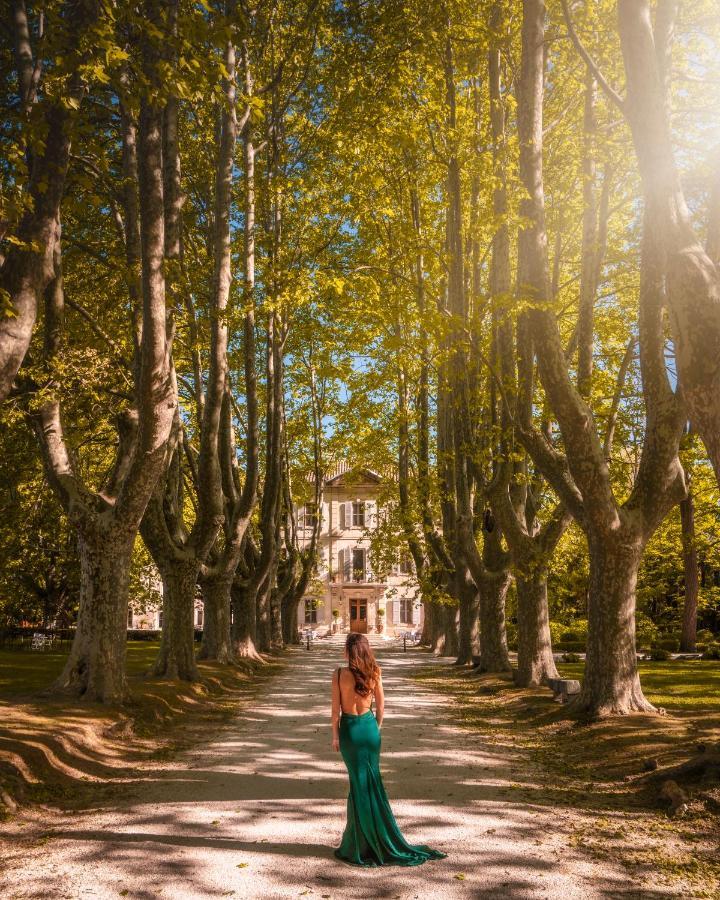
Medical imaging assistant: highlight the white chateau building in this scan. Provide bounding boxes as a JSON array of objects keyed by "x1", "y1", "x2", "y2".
[
  {"x1": 128, "y1": 465, "x2": 422, "y2": 637},
  {"x1": 297, "y1": 465, "x2": 422, "y2": 635}
]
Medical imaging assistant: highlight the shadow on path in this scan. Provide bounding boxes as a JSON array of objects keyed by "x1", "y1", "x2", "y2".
[{"x1": 0, "y1": 636, "x2": 678, "y2": 899}]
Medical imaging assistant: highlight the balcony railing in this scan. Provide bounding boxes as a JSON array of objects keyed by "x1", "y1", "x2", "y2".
[{"x1": 330, "y1": 570, "x2": 386, "y2": 585}]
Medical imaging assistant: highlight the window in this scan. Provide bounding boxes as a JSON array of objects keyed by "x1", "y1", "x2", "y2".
[
  {"x1": 352, "y1": 547, "x2": 366, "y2": 582},
  {"x1": 339, "y1": 501, "x2": 364, "y2": 530},
  {"x1": 158, "y1": 611, "x2": 164, "y2": 629},
  {"x1": 399, "y1": 553, "x2": 413, "y2": 575},
  {"x1": 337, "y1": 548, "x2": 349, "y2": 581},
  {"x1": 304, "y1": 599, "x2": 318, "y2": 624},
  {"x1": 196, "y1": 608, "x2": 203, "y2": 627},
  {"x1": 127, "y1": 606, "x2": 133, "y2": 627},
  {"x1": 352, "y1": 501, "x2": 365, "y2": 527},
  {"x1": 399, "y1": 599, "x2": 414, "y2": 623},
  {"x1": 302, "y1": 502, "x2": 318, "y2": 530}
]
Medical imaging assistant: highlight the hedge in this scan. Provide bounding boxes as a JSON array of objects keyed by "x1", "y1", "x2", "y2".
[{"x1": 555, "y1": 641, "x2": 586, "y2": 653}]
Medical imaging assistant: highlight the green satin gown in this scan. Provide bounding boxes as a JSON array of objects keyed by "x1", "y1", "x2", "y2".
[{"x1": 335, "y1": 704, "x2": 447, "y2": 867}]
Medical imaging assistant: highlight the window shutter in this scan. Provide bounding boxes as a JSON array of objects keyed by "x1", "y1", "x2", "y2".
[
  {"x1": 338, "y1": 548, "x2": 344, "y2": 580},
  {"x1": 339, "y1": 502, "x2": 346, "y2": 530}
]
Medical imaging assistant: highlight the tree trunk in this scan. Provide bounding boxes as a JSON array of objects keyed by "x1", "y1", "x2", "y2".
[
  {"x1": 231, "y1": 578, "x2": 262, "y2": 660},
  {"x1": 53, "y1": 527, "x2": 133, "y2": 703},
  {"x1": 476, "y1": 570, "x2": 512, "y2": 673},
  {"x1": 281, "y1": 592, "x2": 300, "y2": 645},
  {"x1": 515, "y1": 572, "x2": 559, "y2": 687},
  {"x1": 576, "y1": 532, "x2": 654, "y2": 716},
  {"x1": 154, "y1": 559, "x2": 199, "y2": 680},
  {"x1": 255, "y1": 570, "x2": 273, "y2": 653},
  {"x1": 198, "y1": 575, "x2": 234, "y2": 664},
  {"x1": 456, "y1": 575, "x2": 480, "y2": 665},
  {"x1": 618, "y1": 0, "x2": 720, "y2": 494},
  {"x1": 679, "y1": 490, "x2": 699, "y2": 653},
  {"x1": 270, "y1": 582, "x2": 283, "y2": 649},
  {"x1": 420, "y1": 600, "x2": 435, "y2": 646},
  {"x1": 431, "y1": 603, "x2": 458, "y2": 657}
]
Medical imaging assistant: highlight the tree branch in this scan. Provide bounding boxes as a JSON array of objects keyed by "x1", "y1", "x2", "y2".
[{"x1": 560, "y1": 0, "x2": 626, "y2": 113}]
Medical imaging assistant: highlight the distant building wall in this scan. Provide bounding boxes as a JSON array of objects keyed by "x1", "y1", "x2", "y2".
[{"x1": 297, "y1": 465, "x2": 423, "y2": 635}]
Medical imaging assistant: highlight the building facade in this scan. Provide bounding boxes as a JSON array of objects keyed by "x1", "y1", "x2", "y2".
[{"x1": 297, "y1": 466, "x2": 422, "y2": 635}]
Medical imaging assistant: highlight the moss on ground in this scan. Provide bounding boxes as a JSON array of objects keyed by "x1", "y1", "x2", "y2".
[{"x1": 412, "y1": 653, "x2": 720, "y2": 899}]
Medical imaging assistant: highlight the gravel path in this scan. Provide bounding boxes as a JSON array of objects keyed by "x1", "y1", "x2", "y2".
[{"x1": 0, "y1": 636, "x2": 672, "y2": 899}]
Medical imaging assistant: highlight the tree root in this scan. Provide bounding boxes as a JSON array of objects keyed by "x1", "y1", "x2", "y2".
[
  {"x1": 644, "y1": 744, "x2": 720, "y2": 786},
  {"x1": 640, "y1": 743, "x2": 720, "y2": 817}
]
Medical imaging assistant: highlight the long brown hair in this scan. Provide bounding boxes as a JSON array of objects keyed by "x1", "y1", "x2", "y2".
[{"x1": 345, "y1": 633, "x2": 380, "y2": 696}]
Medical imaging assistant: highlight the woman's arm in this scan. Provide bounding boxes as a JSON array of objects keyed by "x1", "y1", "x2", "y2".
[
  {"x1": 331, "y1": 669, "x2": 341, "y2": 752},
  {"x1": 374, "y1": 667, "x2": 384, "y2": 728}
]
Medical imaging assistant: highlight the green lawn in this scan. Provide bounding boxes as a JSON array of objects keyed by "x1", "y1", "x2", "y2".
[
  {"x1": 558, "y1": 659, "x2": 720, "y2": 713},
  {"x1": 0, "y1": 641, "x2": 161, "y2": 699}
]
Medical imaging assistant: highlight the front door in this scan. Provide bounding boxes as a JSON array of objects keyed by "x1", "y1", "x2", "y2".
[{"x1": 350, "y1": 598, "x2": 367, "y2": 633}]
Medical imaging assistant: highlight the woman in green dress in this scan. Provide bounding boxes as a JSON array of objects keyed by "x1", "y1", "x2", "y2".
[{"x1": 331, "y1": 632, "x2": 447, "y2": 867}]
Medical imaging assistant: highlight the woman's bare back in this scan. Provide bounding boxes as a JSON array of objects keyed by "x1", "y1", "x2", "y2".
[{"x1": 337, "y1": 666, "x2": 380, "y2": 715}]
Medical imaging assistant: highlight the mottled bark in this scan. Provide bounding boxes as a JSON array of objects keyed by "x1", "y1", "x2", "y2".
[
  {"x1": 53, "y1": 529, "x2": 134, "y2": 702},
  {"x1": 515, "y1": 573, "x2": 559, "y2": 687},
  {"x1": 231, "y1": 577, "x2": 262, "y2": 660},
  {"x1": 419, "y1": 600, "x2": 435, "y2": 646},
  {"x1": 199, "y1": 575, "x2": 234, "y2": 664},
  {"x1": 154, "y1": 559, "x2": 199, "y2": 680},
  {"x1": 578, "y1": 532, "x2": 653, "y2": 716},
  {"x1": 431, "y1": 603, "x2": 459, "y2": 658},
  {"x1": 476, "y1": 568, "x2": 512, "y2": 673},
  {"x1": 456, "y1": 576, "x2": 480, "y2": 666},
  {"x1": 281, "y1": 588, "x2": 299, "y2": 645},
  {"x1": 254, "y1": 569, "x2": 274, "y2": 653}
]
